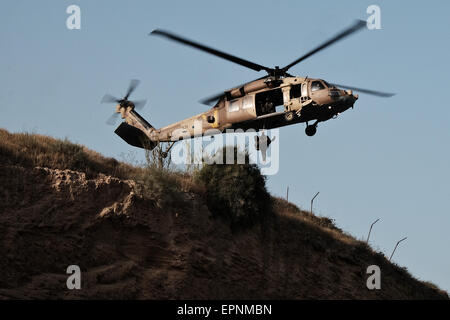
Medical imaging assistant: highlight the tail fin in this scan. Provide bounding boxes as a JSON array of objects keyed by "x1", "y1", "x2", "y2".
[{"x1": 114, "y1": 109, "x2": 158, "y2": 150}]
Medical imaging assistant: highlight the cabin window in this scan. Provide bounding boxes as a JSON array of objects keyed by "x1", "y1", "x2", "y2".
[
  {"x1": 242, "y1": 95, "x2": 253, "y2": 109},
  {"x1": 311, "y1": 81, "x2": 325, "y2": 92},
  {"x1": 290, "y1": 84, "x2": 301, "y2": 99},
  {"x1": 228, "y1": 99, "x2": 241, "y2": 112}
]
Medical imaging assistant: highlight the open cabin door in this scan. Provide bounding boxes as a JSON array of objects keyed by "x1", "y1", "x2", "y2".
[{"x1": 255, "y1": 88, "x2": 284, "y2": 116}]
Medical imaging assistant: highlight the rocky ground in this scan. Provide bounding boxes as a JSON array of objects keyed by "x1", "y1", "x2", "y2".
[{"x1": 0, "y1": 163, "x2": 447, "y2": 299}]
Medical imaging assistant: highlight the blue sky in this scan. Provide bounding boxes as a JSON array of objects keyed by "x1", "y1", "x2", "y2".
[{"x1": 1, "y1": 0, "x2": 449, "y2": 292}]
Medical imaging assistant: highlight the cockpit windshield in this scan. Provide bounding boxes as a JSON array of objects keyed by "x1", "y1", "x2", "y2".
[{"x1": 311, "y1": 81, "x2": 325, "y2": 92}]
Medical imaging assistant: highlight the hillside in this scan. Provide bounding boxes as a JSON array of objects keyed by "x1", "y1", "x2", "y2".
[{"x1": 0, "y1": 128, "x2": 447, "y2": 299}]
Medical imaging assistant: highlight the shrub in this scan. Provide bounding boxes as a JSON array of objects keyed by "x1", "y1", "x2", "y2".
[
  {"x1": 138, "y1": 166, "x2": 183, "y2": 208},
  {"x1": 195, "y1": 147, "x2": 272, "y2": 228}
]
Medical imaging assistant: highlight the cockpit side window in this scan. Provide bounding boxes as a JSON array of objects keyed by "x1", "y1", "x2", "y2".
[
  {"x1": 323, "y1": 80, "x2": 331, "y2": 88},
  {"x1": 311, "y1": 81, "x2": 325, "y2": 92}
]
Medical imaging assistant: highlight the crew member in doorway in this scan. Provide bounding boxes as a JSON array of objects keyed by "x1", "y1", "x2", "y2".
[
  {"x1": 254, "y1": 131, "x2": 275, "y2": 162},
  {"x1": 263, "y1": 97, "x2": 275, "y2": 114}
]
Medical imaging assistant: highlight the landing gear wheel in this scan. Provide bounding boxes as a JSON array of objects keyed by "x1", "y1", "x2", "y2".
[
  {"x1": 305, "y1": 125, "x2": 317, "y2": 137},
  {"x1": 284, "y1": 111, "x2": 294, "y2": 122},
  {"x1": 161, "y1": 152, "x2": 168, "y2": 158}
]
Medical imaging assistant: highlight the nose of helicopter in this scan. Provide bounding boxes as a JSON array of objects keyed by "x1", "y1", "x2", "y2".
[
  {"x1": 344, "y1": 89, "x2": 358, "y2": 101},
  {"x1": 333, "y1": 89, "x2": 358, "y2": 112}
]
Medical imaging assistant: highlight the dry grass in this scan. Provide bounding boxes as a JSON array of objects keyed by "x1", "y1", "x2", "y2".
[
  {"x1": 0, "y1": 128, "x2": 207, "y2": 195},
  {"x1": 273, "y1": 196, "x2": 344, "y2": 232},
  {"x1": 272, "y1": 195, "x2": 392, "y2": 250},
  {"x1": 0, "y1": 128, "x2": 143, "y2": 179},
  {"x1": 422, "y1": 281, "x2": 449, "y2": 296}
]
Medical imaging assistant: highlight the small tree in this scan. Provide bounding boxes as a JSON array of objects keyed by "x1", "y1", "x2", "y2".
[
  {"x1": 145, "y1": 142, "x2": 172, "y2": 170},
  {"x1": 196, "y1": 147, "x2": 272, "y2": 229},
  {"x1": 139, "y1": 142, "x2": 183, "y2": 208}
]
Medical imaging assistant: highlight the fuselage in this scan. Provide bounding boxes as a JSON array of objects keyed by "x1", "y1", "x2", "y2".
[
  {"x1": 148, "y1": 76, "x2": 358, "y2": 142},
  {"x1": 113, "y1": 76, "x2": 358, "y2": 150}
]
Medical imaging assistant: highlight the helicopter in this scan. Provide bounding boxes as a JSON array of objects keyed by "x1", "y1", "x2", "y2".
[{"x1": 101, "y1": 20, "x2": 394, "y2": 154}]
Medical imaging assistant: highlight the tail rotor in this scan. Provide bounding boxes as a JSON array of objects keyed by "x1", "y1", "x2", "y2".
[{"x1": 101, "y1": 79, "x2": 148, "y2": 125}]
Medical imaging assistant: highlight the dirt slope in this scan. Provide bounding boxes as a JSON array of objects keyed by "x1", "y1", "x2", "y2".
[{"x1": 0, "y1": 130, "x2": 447, "y2": 299}]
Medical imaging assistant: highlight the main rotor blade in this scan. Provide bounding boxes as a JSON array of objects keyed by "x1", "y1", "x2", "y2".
[
  {"x1": 200, "y1": 93, "x2": 224, "y2": 106},
  {"x1": 199, "y1": 75, "x2": 269, "y2": 106},
  {"x1": 125, "y1": 79, "x2": 140, "y2": 99},
  {"x1": 332, "y1": 83, "x2": 395, "y2": 97},
  {"x1": 150, "y1": 29, "x2": 272, "y2": 73},
  {"x1": 282, "y1": 20, "x2": 366, "y2": 72},
  {"x1": 106, "y1": 113, "x2": 119, "y2": 125},
  {"x1": 101, "y1": 94, "x2": 120, "y2": 104},
  {"x1": 133, "y1": 99, "x2": 147, "y2": 110}
]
